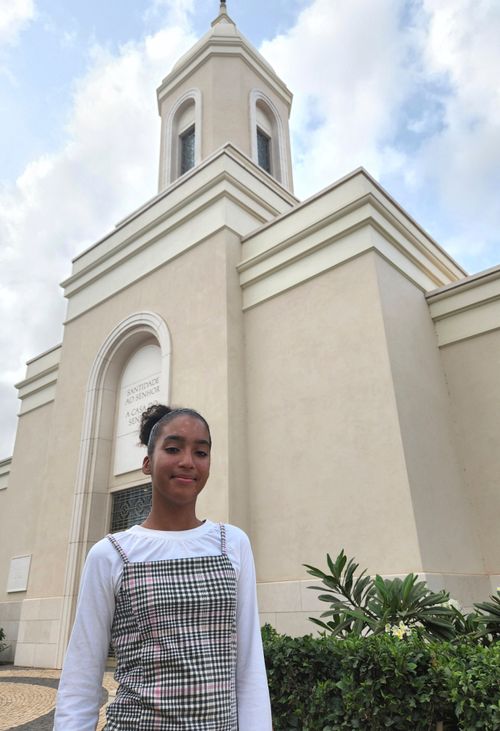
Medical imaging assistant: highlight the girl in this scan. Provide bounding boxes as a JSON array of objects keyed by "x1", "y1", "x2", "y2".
[{"x1": 54, "y1": 404, "x2": 272, "y2": 730}]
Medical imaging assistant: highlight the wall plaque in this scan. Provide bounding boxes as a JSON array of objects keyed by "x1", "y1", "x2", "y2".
[{"x1": 7, "y1": 554, "x2": 31, "y2": 593}]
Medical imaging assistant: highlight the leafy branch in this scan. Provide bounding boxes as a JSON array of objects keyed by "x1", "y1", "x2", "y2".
[{"x1": 304, "y1": 549, "x2": 456, "y2": 641}]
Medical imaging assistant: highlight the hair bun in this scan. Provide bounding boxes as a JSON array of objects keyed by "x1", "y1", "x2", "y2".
[{"x1": 139, "y1": 404, "x2": 172, "y2": 446}]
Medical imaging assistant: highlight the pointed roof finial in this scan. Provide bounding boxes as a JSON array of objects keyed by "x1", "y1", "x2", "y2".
[{"x1": 212, "y1": 0, "x2": 234, "y2": 27}]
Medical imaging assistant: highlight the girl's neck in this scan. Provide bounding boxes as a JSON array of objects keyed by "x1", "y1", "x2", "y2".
[{"x1": 142, "y1": 511, "x2": 203, "y2": 532}]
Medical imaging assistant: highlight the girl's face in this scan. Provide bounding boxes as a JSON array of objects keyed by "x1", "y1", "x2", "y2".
[{"x1": 142, "y1": 415, "x2": 211, "y2": 509}]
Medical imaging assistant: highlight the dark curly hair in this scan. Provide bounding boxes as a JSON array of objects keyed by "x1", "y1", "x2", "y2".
[{"x1": 139, "y1": 404, "x2": 211, "y2": 456}]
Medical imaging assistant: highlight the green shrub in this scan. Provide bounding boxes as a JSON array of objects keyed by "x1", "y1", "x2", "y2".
[
  {"x1": 442, "y1": 642, "x2": 500, "y2": 729},
  {"x1": 305, "y1": 635, "x2": 451, "y2": 731},
  {"x1": 263, "y1": 628, "x2": 500, "y2": 731},
  {"x1": 261, "y1": 624, "x2": 343, "y2": 729}
]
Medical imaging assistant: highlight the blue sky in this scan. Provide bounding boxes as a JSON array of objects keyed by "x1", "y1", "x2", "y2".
[
  {"x1": 1, "y1": 0, "x2": 306, "y2": 181},
  {"x1": 1, "y1": 0, "x2": 500, "y2": 457}
]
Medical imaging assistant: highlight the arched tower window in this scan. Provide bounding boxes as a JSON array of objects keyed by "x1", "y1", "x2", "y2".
[
  {"x1": 180, "y1": 125, "x2": 196, "y2": 175},
  {"x1": 257, "y1": 128, "x2": 271, "y2": 174},
  {"x1": 255, "y1": 100, "x2": 275, "y2": 176},
  {"x1": 162, "y1": 89, "x2": 202, "y2": 187},
  {"x1": 250, "y1": 90, "x2": 290, "y2": 188},
  {"x1": 173, "y1": 98, "x2": 196, "y2": 178}
]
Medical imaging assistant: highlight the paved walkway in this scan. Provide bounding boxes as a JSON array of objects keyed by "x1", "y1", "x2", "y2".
[{"x1": 0, "y1": 666, "x2": 117, "y2": 730}]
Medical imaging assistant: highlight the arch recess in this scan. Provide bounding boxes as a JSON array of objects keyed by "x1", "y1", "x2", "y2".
[
  {"x1": 249, "y1": 89, "x2": 290, "y2": 189},
  {"x1": 56, "y1": 312, "x2": 171, "y2": 665},
  {"x1": 161, "y1": 88, "x2": 202, "y2": 188}
]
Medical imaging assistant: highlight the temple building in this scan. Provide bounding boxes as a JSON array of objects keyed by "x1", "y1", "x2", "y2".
[{"x1": 1, "y1": 3, "x2": 499, "y2": 667}]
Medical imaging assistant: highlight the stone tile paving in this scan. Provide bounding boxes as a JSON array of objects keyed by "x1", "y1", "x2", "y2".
[{"x1": 0, "y1": 665, "x2": 116, "y2": 730}]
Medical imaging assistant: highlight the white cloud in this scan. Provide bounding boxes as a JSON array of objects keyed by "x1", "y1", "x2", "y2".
[
  {"x1": 260, "y1": 0, "x2": 500, "y2": 272},
  {"x1": 0, "y1": 0, "x2": 35, "y2": 46},
  {"x1": 260, "y1": 0, "x2": 417, "y2": 196},
  {"x1": 414, "y1": 0, "x2": 500, "y2": 263},
  {"x1": 0, "y1": 10, "x2": 197, "y2": 457},
  {"x1": 143, "y1": 0, "x2": 196, "y2": 28}
]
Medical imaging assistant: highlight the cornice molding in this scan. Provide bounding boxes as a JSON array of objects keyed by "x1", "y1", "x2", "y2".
[
  {"x1": 15, "y1": 364, "x2": 59, "y2": 392},
  {"x1": 25, "y1": 343, "x2": 62, "y2": 367},
  {"x1": 427, "y1": 263, "x2": 500, "y2": 304},
  {"x1": 0, "y1": 457, "x2": 12, "y2": 471},
  {"x1": 60, "y1": 147, "x2": 297, "y2": 323},
  {"x1": 0, "y1": 456, "x2": 11, "y2": 476},
  {"x1": 14, "y1": 344, "x2": 62, "y2": 415},
  {"x1": 241, "y1": 168, "x2": 465, "y2": 277},
  {"x1": 0, "y1": 457, "x2": 10, "y2": 489},
  {"x1": 69, "y1": 145, "x2": 296, "y2": 272},
  {"x1": 427, "y1": 266, "x2": 500, "y2": 345},
  {"x1": 238, "y1": 169, "x2": 465, "y2": 310}
]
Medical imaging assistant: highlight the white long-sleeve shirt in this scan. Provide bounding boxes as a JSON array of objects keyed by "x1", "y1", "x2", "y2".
[{"x1": 54, "y1": 521, "x2": 272, "y2": 731}]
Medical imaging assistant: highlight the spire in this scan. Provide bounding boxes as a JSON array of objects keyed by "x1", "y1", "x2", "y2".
[{"x1": 212, "y1": 0, "x2": 234, "y2": 26}]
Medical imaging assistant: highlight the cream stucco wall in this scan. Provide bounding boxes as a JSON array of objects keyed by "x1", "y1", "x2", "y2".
[
  {"x1": 0, "y1": 402, "x2": 57, "y2": 602},
  {"x1": 439, "y1": 330, "x2": 500, "y2": 579},
  {"x1": 0, "y1": 401, "x2": 59, "y2": 664},
  {"x1": 374, "y1": 256, "x2": 484, "y2": 575},
  {"x1": 244, "y1": 252, "x2": 492, "y2": 635},
  {"x1": 244, "y1": 252, "x2": 423, "y2": 583}
]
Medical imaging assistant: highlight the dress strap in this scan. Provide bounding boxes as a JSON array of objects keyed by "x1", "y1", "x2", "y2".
[
  {"x1": 219, "y1": 523, "x2": 227, "y2": 556},
  {"x1": 106, "y1": 534, "x2": 130, "y2": 564}
]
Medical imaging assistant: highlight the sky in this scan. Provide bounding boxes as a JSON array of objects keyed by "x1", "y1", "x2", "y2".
[{"x1": 1, "y1": 0, "x2": 500, "y2": 458}]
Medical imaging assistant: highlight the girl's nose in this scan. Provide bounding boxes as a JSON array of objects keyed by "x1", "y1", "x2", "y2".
[{"x1": 178, "y1": 449, "x2": 194, "y2": 467}]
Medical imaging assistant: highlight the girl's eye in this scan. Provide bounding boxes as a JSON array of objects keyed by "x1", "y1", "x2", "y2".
[
  {"x1": 165, "y1": 446, "x2": 179, "y2": 454},
  {"x1": 196, "y1": 450, "x2": 208, "y2": 458}
]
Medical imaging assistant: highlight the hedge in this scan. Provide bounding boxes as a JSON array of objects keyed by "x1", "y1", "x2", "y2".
[{"x1": 262, "y1": 625, "x2": 500, "y2": 730}]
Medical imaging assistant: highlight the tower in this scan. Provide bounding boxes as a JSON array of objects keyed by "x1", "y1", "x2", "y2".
[{"x1": 157, "y1": 2, "x2": 294, "y2": 191}]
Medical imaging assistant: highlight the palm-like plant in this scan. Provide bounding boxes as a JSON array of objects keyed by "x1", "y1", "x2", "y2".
[
  {"x1": 473, "y1": 589, "x2": 500, "y2": 644},
  {"x1": 304, "y1": 550, "x2": 457, "y2": 641}
]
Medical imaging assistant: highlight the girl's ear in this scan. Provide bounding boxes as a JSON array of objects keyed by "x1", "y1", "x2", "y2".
[{"x1": 142, "y1": 455, "x2": 151, "y2": 475}]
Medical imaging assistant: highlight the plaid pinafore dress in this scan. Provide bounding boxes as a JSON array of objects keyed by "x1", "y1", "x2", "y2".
[{"x1": 105, "y1": 524, "x2": 238, "y2": 730}]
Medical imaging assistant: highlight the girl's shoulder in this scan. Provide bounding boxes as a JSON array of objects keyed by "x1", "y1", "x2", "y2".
[
  {"x1": 84, "y1": 532, "x2": 125, "y2": 564},
  {"x1": 222, "y1": 522, "x2": 251, "y2": 547}
]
